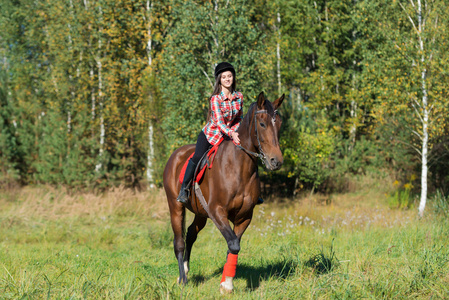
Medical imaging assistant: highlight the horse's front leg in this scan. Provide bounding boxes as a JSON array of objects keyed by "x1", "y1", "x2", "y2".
[
  {"x1": 213, "y1": 207, "x2": 253, "y2": 293},
  {"x1": 221, "y1": 216, "x2": 253, "y2": 293},
  {"x1": 211, "y1": 211, "x2": 239, "y2": 292}
]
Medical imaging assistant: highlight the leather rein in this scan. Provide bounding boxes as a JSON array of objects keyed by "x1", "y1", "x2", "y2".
[{"x1": 235, "y1": 108, "x2": 278, "y2": 167}]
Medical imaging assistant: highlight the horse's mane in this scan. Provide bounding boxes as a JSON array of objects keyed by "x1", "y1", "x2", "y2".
[
  {"x1": 245, "y1": 102, "x2": 256, "y2": 119},
  {"x1": 243, "y1": 100, "x2": 275, "y2": 122}
]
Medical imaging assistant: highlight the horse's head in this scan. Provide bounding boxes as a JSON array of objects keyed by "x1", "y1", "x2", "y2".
[{"x1": 251, "y1": 92, "x2": 285, "y2": 171}]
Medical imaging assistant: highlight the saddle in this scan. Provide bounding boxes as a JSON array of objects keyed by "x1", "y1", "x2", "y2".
[{"x1": 179, "y1": 137, "x2": 224, "y2": 185}]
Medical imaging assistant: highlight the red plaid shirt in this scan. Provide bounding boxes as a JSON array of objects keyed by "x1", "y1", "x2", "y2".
[{"x1": 203, "y1": 91, "x2": 243, "y2": 145}]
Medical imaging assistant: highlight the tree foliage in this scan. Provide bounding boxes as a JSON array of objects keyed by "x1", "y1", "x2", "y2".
[{"x1": 0, "y1": 0, "x2": 448, "y2": 204}]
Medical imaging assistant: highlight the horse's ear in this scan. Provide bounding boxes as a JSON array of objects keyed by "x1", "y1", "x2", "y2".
[
  {"x1": 257, "y1": 92, "x2": 265, "y2": 109},
  {"x1": 273, "y1": 94, "x2": 285, "y2": 110}
]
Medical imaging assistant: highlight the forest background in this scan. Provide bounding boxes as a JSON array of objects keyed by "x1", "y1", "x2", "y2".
[{"x1": 1, "y1": 0, "x2": 449, "y2": 216}]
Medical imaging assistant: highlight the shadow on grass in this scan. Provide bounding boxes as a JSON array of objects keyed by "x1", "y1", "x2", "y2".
[
  {"x1": 189, "y1": 274, "x2": 207, "y2": 286},
  {"x1": 238, "y1": 260, "x2": 297, "y2": 290},
  {"x1": 171, "y1": 244, "x2": 338, "y2": 289},
  {"x1": 304, "y1": 252, "x2": 336, "y2": 275},
  {"x1": 304, "y1": 241, "x2": 339, "y2": 275}
]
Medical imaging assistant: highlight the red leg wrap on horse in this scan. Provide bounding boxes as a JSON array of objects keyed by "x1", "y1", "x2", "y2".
[{"x1": 220, "y1": 253, "x2": 238, "y2": 283}]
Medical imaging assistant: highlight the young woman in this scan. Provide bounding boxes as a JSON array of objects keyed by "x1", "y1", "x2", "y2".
[{"x1": 177, "y1": 62, "x2": 243, "y2": 204}]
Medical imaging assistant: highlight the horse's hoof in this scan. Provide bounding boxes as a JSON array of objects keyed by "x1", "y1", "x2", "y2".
[
  {"x1": 177, "y1": 277, "x2": 188, "y2": 285},
  {"x1": 219, "y1": 282, "x2": 233, "y2": 294},
  {"x1": 219, "y1": 286, "x2": 233, "y2": 294}
]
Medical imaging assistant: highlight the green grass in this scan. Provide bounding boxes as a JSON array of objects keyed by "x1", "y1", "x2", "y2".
[{"x1": 1, "y1": 185, "x2": 448, "y2": 299}]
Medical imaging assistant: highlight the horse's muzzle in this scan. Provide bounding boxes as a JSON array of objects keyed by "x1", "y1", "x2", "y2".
[{"x1": 267, "y1": 157, "x2": 283, "y2": 171}]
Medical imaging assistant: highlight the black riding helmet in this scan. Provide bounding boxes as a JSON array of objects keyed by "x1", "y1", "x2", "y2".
[{"x1": 214, "y1": 62, "x2": 236, "y2": 80}]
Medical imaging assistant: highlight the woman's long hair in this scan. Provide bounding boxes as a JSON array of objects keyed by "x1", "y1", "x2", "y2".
[{"x1": 206, "y1": 73, "x2": 236, "y2": 123}]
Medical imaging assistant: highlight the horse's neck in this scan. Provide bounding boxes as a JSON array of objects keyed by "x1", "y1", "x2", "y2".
[
  {"x1": 238, "y1": 108, "x2": 256, "y2": 150},
  {"x1": 234, "y1": 109, "x2": 258, "y2": 170}
]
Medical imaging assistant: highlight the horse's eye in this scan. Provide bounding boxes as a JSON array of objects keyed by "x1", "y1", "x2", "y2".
[{"x1": 260, "y1": 122, "x2": 266, "y2": 128}]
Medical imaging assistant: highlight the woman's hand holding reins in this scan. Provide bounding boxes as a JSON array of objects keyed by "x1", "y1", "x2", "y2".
[{"x1": 230, "y1": 131, "x2": 240, "y2": 145}]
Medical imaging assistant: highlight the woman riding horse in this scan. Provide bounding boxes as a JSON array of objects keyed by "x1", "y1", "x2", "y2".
[
  {"x1": 164, "y1": 63, "x2": 284, "y2": 292},
  {"x1": 177, "y1": 62, "x2": 262, "y2": 205}
]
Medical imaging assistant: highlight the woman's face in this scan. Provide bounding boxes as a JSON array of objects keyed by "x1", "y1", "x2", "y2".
[{"x1": 220, "y1": 71, "x2": 234, "y2": 90}]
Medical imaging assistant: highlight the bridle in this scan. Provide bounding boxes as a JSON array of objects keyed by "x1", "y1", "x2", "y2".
[{"x1": 236, "y1": 107, "x2": 278, "y2": 167}]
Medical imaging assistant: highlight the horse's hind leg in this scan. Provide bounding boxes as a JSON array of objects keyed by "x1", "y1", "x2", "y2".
[
  {"x1": 169, "y1": 203, "x2": 187, "y2": 284},
  {"x1": 184, "y1": 215, "x2": 207, "y2": 275}
]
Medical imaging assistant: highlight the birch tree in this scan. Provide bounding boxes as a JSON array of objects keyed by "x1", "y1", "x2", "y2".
[
  {"x1": 145, "y1": 0, "x2": 155, "y2": 187},
  {"x1": 403, "y1": 0, "x2": 449, "y2": 217},
  {"x1": 94, "y1": 3, "x2": 105, "y2": 173},
  {"x1": 368, "y1": 0, "x2": 448, "y2": 216}
]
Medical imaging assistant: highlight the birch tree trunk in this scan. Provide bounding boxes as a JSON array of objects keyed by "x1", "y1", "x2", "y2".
[
  {"x1": 147, "y1": 124, "x2": 155, "y2": 187},
  {"x1": 419, "y1": 87, "x2": 428, "y2": 217},
  {"x1": 349, "y1": 6, "x2": 358, "y2": 152},
  {"x1": 349, "y1": 67, "x2": 357, "y2": 151},
  {"x1": 417, "y1": 0, "x2": 428, "y2": 217},
  {"x1": 95, "y1": 58, "x2": 104, "y2": 172},
  {"x1": 95, "y1": 4, "x2": 105, "y2": 172},
  {"x1": 146, "y1": 1, "x2": 152, "y2": 67},
  {"x1": 349, "y1": 99, "x2": 357, "y2": 150},
  {"x1": 84, "y1": 1, "x2": 96, "y2": 124},
  {"x1": 145, "y1": 0, "x2": 155, "y2": 187},
  {"x1": 90, "y1": 66, "x2": 96, "y2": 122},
  {"x1": 66, "y1": 0, "x2": 77, "y2": 135}
]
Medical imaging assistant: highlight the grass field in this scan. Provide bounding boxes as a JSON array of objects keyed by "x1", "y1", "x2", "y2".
[{"x1": 1, "y1": 180, "x2": 448, "y2": 299}]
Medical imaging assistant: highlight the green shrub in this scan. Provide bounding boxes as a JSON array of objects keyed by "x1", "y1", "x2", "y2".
[{"x1": 432, "y1": 190, "x2": 449, "y2": 216}]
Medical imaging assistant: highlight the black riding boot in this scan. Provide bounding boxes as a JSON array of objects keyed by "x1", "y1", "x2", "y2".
[
  {"x1": 256, "y1": 197, "x2": 264, "y2": 205},
  {"x1": 177, "y1": 160, "x2": 196, "y2": 204}
]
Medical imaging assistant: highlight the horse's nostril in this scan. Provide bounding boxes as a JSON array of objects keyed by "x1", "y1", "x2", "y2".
[{"x1": 270, "y1": 158, "x2": 282, "y2": 168}]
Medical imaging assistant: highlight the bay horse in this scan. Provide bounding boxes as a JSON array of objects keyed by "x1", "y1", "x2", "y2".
[{"x1": 163, "y1": 92, "x2": 284, "y2": 292}]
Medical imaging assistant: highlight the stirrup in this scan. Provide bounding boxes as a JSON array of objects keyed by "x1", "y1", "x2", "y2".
[{"x1": 177, "y1": 187, "x2": 190, "y2": 204}]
